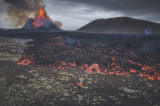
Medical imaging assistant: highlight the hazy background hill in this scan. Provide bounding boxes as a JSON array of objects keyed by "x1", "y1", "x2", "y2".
[{"x1": 77, "y1": 17, "x2": 160, "y2": 34}]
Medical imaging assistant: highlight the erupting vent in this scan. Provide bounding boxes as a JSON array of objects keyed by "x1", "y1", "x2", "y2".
[
  {"x1": 33, "y1": 7, "x2": 52, "y2": 27},
  {"x1": 23, "y1": 6, "x2": 62, "y2": 30}
]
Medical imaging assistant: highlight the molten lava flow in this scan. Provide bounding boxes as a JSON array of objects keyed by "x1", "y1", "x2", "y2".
[
  {"x1": 33, "y1": 7, "x2": 51, "y2": 27},
  {"x1": 86, "y1": 64, "x2": 101, "y2": 73},
  {"x1": 17, "y1": 59, "x2": 33, "y2": 65},
  {"x1": 17, "y1": 36, "x2": 160, "y2": 82},
  {"x1": 17, "y1": 54, "x2": 34, "y2": 66}
]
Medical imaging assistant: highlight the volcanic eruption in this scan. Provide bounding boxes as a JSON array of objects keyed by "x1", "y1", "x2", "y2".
[
  {"x1": 23, "y1": 6, "x2": 62, "y2": 31},
  {"x1": 33, "y1": 7, "x2": 52, "y2": 27},
  {"x1": 4, "y1": 0, "x2": 62, "y2": 29}
]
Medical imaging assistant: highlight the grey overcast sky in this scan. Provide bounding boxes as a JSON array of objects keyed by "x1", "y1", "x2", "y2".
[{"x1": 1, "y1": 0, "x2": 160, "y2": 30}]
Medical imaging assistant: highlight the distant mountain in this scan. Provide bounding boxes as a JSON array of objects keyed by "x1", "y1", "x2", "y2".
[
  {"x1": 77, "y1": 17, "x2": 160, "y2": 34},
  {"x1": 0, "y1": 28, "x2": 10, "y2": 30}
]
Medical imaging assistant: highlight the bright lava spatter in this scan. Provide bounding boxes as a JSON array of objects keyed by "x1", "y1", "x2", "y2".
[{"x1": 33, "y1": 7, "x2": 52, "y2": 27}]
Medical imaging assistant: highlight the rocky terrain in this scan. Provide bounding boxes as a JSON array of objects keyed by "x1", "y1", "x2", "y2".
[
  {"x1": 16, "y1": 32, "x2": 160, "y2": 81},
  {"x1": 0, "y1": 32, "x2": 160, "y2": 106},
  {"x1": 77, "y1": 17, "x2": 160, "y2": 34}
]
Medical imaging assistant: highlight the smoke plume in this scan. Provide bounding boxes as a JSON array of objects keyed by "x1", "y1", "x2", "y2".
[
  {"x1": 53, "y1": 20, "x2": 62, "y2": 28},
  {"x1": 4, "y1": 0, "x2": 45, "y2": 27}
]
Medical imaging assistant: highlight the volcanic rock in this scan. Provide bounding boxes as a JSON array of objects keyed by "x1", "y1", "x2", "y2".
[
  {"x1": 37, "y1": 22, "x2": 62, "y2": 32},
  {"x1": 77, "y1": 17, "x2": 160, "y2": 34},
  {"x1": 0, "y1": 32, "x2": 160, "y2": 106},
  {"x1": 23, "y1": 18, "x2": 35, "y2": 29},
  {"x1": 0, "y1": 28, "x2": 5, "y2": 30},
  {"x1": 23, "y1": 18, "x2": 62, "y2": 32}
]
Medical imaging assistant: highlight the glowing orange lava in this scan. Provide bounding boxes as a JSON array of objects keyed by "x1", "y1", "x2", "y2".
[
  {"x1": 33, "y1": 7, "x2": 51, "y2": 27},
  {"x1": 16, "y1": 36, "x2": 160, "y2": 82},
  {"x1": 39, "y1": 7, "x2": 46, "y2": 18},
  {"x1": 17, "y1": 59, "x2": 33, "y2": 65}
]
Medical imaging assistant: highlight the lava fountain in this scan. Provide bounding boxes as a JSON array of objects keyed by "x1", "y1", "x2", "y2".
[{"x1": 33, "y1": 7, "x2": 52, "y2": 27}]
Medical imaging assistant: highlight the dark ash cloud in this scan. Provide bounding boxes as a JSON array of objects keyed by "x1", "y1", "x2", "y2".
[
  {"x1": 55, "y1": 0, "x2": 160, "y2": 22},
  {"x1": 4, "y1": 0, "x2": 44, "y2": 27},
  {"x1": 57, "y1": 0, "x2": 160, "y2": 14}
]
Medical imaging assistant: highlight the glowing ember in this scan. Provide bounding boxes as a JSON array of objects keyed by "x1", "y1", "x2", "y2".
[
  {"x1": 33, "y1": 7, "x2": 52, "y2": 27},
  {"x1": 17, "y1": 59, "x2": 33, "y2": 65},
  {"x1": 86, "y1": 63, "x2": 101, "y2": 73},
  {"x1": 130, "y1": 69, "x2": 138, "y2": 73}
]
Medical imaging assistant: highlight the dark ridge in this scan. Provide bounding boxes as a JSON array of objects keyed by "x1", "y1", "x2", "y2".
[{"x1": 77, "y1": 17, "x2": 160, "y2": 34}]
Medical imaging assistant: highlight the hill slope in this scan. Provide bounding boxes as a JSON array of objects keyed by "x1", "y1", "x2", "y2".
[{"x1": 77, "y1": 17, "x2": 160, "y2": 34}]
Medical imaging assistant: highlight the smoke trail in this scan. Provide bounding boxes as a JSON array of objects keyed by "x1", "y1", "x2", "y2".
[{"x1": 4, "y1": 0, "x2": 45, "y2": 27}]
